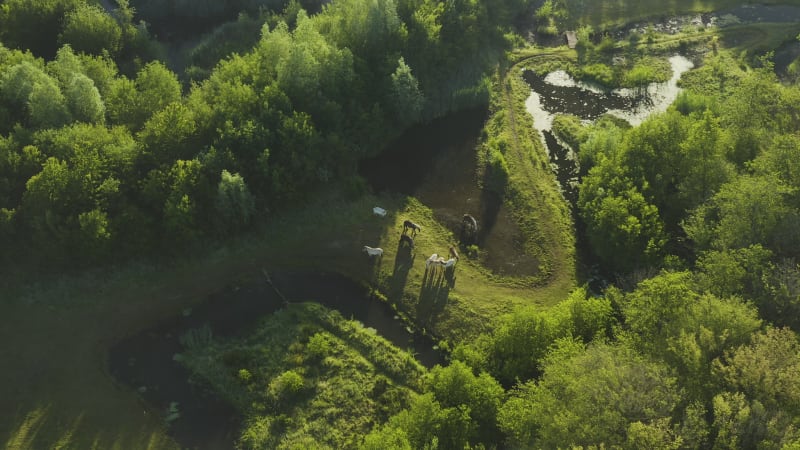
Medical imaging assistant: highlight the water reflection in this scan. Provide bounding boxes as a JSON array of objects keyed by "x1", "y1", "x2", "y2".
[{"x1": 524, "y1": 55, "x2": 693, "y2": 133}]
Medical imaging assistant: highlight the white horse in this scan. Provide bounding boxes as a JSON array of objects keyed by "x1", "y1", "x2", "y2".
[
  {"x1": 363, "y1": 246, "x2": 384, "y2": 257},
  {"x1": 425, "y1": 253, "x2": 442, "y2": 269}
]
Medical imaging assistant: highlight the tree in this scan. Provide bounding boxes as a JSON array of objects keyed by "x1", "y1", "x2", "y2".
[
  {"x1": 0, "y1": 0, "x2": 83, "y2": 57},
  {"x1": 578, "y1": 158, "x2": 667, "y2": 273},
  {"x1": 64, "y1": 73, "x2": 105, "y2": 124},
  {"x1": 389, "y1": 57, "x2": 425, "y2": 126},
  {"x1": 138, "y1": 102, "x2": 198, "y2": 167},
  {"x1": 711, "y1": 328, "x2": 800, "y2": 447},
  {"x1": 59, "y1": 4, "x2": 122, "y2": 55},
  {"x1": 424, "y1": 361, "x2": 504, "y2": 446},
  {"x1": 677, "y1": 109, "x2": 733, "y2": 210},
  {"x1": 382, "y1": 393, "x2": 472, "y2": 450},
  {"x1": 499, "y1": 341, "x2": 682, "y2": 449},
  {"x1": 214, "y1": 169, "x2": 256, "y2": 233},
  {"x1": 0, "y1": 61, "x2": 53, "y2": 123},
  {"x1": 28, "y1": 77, "x2": 72, "y2": 129},
  {"x1": 684, "y1": 174, "x2": 800, "y2": 256}
]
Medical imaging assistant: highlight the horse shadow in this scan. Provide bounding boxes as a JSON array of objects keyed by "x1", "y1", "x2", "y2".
[
  {"x1": 416, "y1": 266, "x2": 452, "y2": 327},
  {"x1": 388, "y1": 238, "x2": 415, "y2": 302}
]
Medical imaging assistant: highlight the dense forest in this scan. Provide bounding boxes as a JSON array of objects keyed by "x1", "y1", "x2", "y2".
[{"x1": 4, "y1": 0, "x2": 800, "y2": 448}]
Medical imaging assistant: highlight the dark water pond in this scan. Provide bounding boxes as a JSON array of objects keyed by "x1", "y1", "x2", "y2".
[
  {"x1": 109, "y1": 270, "x2": 442, "y2": 449},
  {"x1": 523, "y1": 55, "x2": 693, "y2": 203}
]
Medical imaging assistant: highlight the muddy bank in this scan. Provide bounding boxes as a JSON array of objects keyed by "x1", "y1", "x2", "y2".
[{"x1": 109, "y1": 270, "x2": 443, "y2": 449}]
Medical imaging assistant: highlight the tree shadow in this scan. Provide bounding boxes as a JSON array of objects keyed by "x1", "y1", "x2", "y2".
[
  {"x1": 416, "y1": 266, "x2": 454, "y2": 328},
  {"x1": 477, "y1": 189, "x2": 503, "y2": 245}
]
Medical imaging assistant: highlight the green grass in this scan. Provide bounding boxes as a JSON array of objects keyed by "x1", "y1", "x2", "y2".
[{"x1": 177, "y1": 302, "x2": 425, "y2": 449}]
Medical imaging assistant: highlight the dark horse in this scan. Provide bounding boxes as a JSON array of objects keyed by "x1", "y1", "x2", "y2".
[
  {"x1": 461, "y1": 214, "x2": 478, "y2": 244},
  {"x1": 403, "y1": 219, "x2": 422, "y2": 236}
]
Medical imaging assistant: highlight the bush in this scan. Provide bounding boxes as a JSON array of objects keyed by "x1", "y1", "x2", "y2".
[
  {"x1": 580, "y1": 63, "x2": 615, "y2": 87},
  {"x1": 269, "y1": 370, "x2": 304, "y2": 401}
]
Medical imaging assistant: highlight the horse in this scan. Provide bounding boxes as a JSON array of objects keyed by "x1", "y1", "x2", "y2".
[
  {"x1": 461, "y1": 214, "x2": 478, "y2": 244},
  {"x1": 425, "y1": 253, "x2": 443, "y2": 269},
  {"x1": 399, "y1": 234, "x2": 414, "y2": 248},
  {"x1": 362, "y1": 245, "x2": 384, "y2": 257},
  {"x1": 449, "y1": 245, "x2": 459, "y2": 260},
  {"x1": 403, "y1": 219, "x2": 422, "y2": 236}
]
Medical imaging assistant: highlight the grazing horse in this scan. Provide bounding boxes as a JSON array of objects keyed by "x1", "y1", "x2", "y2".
[
  {"x1": 362, "y1": 245, "x2": 384, "y2": 257},
  {"x1": 399, "y1": 234, "x2": 414, "y2": 248},
  {"x1": 449, "y1": 246, "x2": 459, "y2": 261},
  {"x1": 403, "y1": 219, "x2": 422, "y2": 236}
]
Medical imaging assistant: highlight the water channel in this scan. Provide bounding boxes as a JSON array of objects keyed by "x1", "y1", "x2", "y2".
[{"x1": 109, "y1": 270, "x2": 442, "y2": 449}]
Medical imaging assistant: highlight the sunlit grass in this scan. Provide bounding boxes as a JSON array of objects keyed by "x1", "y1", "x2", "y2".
[{"x1": 3, "y1": 407, "x2": 173, "y2": 450}]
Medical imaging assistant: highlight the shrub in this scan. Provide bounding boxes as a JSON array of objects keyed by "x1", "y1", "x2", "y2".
[
  {"x1": 580, "y1": 63, "x2": 615, "y2": 87},
  {"x1": 269, "y1": 370, "x2": 304, "y2": 401}
]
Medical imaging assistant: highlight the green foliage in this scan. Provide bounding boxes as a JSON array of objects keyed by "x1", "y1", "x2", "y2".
[
  {"x1": 711, "y1": 328, "x2": 800, "y2": 447},
  {"x1": 389, "y1": 57, "x2": 425, "y2": 127},
  {"x1": 214, "y1": 170, "x2": 256, "y2": 233},
  {"x1": 59, "y1": 4, "x2": 122, "y2": 56},
  {"x1": 578, "y1": 158, "x2": 667, "y2": 274},
  {"x1": 580, "y1": 62, "x2": 615, "y2": 86},
  {"x1": 63, "y1": 73, "x2": 105, "y2": 124},
  {"x1": 452, "y1": 287, "x2": 612, "y2": 385},
  {"x1": 28, "y1": 76, "x2": 72, "y2": 129},
  {"x1": 622, "y1": 57, "x2": 671, "y2": 88},
  {"x1": 0, "y1": 0, "x2": 83, "y2": 57},
  {"x1": 178, "y1": 303, "x2": 424, "y2": 449},
  {"x1": 268, "y1": 370, "x2": 305, "y2": 402},
  {"x1": 499, "y1": 341, "x2": 681, "y2": 449},
  {"x1": 618, "y1": 271, "x2": 762, "y2": 402},
  {"x1": 684, "y1": 173, "x2": 799, "y2": 255},
  {"x1": 424, "y1": 361, "x2": 504, "y2": 446}
]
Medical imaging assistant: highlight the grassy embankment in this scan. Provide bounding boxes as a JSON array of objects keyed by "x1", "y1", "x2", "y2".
[{"x1": 177, "y1": 302, "x2": 425, "y2": 448}]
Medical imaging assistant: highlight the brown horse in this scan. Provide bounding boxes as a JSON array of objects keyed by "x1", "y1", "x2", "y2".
[{"x1": 403, "y1": 219, "x2": 421, "y2": 236}]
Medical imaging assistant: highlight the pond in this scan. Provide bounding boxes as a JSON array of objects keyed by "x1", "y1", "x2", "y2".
[
  {"x1": 523, "y1": 55, "x2": 694, "y2": 202},
  {"x1": 109, "y1": 270, "x2": 443, "y2": 449}
]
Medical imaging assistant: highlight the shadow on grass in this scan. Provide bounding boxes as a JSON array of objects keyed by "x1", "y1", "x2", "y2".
[
  {"x1": 476, "y1": 189, "x2": 503, "y2": 245},
  {"x1": 416, "y1": 266, "x2": 455, "y2": 328},
  {"x1": 388, "y1": 237, "x2": 416, "y2": 302}
]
